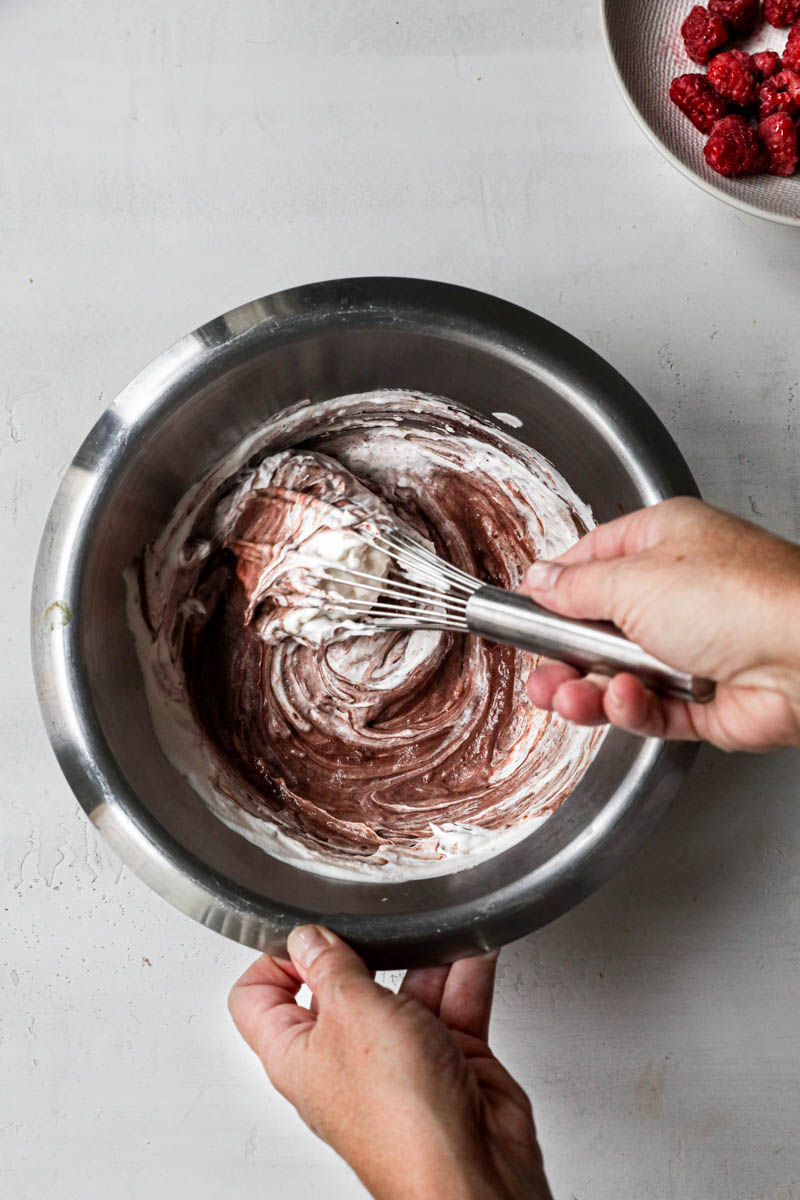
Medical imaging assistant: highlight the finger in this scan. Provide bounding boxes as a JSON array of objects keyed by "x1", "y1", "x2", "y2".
[
  {"x1": 399, "y1": 965, "x2": 451, "y2": 1015},
  {"x1": 604, "y1": 672, "x2": 653, "y2": 730},
  {"x1": 228, "y1": 954, "x2": 307, "y2": 1054},
  {"x1": 526, "y1": 661, "x2": 581, "y2": 710},
  {"x1": 520, "y1": 553, "x2": 643, "y2": 624},
  {"x1": 228, "y1": 954, "x2": 314, "y2": 1093},
  {"x1": 439, "y1": 952, "x2": 499, "y2": 1041},
  {"x1": 551, "y1": 675, "x2": 610, "y2": 726},
  {"x1": 287, "y1": 925, "x2": 378, "y2": 1011},
  {"x1": 603, "y1": 673, "x2": 701, "y2": 741},
  {"x1": 551, "y1": 671, "x2": 703, "y2": 737},
  {"x1": 553, "y1": 506, "x2": 660, "y2": 566},
  {"x1": 309, "y1": 966, "x2": 377, "y2": 1014}
]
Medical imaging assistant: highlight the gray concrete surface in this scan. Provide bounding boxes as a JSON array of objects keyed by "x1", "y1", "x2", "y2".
[{"x1": 2, "y1": 2, "x2": 799, "y2": 1197}]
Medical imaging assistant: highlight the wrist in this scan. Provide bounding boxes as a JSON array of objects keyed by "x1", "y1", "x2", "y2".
[
  {"x1": 359, "y1": 1146, "x2": 498, "y2": 1200},
  {"x1": 359, "y1": 1140, "x2": 548, "y2": 1200},
  {"x1": 757, "y1": 550, "x2": 800, "y2": 671},
  {"x1": 758, "y1": 581, "x2": 800, "y2": 744}
]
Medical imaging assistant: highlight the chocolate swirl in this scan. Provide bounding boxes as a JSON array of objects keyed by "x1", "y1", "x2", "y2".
[{"x1": 127, "y1": 392, "x2": 605, "y2": 879}]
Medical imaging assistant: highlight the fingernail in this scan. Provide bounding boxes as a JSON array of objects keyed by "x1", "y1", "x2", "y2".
[
  {"x1": 287, "y1": 925, "x2": 336, "y2": 970},
  {"x1": 525, "y1": 561, "x2": 563, "y2": 590}
]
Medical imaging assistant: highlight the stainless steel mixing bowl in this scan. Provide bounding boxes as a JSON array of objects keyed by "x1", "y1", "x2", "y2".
[{"x1": 31, "y1": 277, "x2": 699, "y2": 968}]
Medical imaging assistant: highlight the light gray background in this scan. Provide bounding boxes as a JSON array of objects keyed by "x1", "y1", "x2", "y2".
[{"x1": 2, "y1": 2, "x2": 799, "y2": 1198}]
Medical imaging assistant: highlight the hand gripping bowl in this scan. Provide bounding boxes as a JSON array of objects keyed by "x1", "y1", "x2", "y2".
[{"x1": 31, "y1": 278, "x2": 700, "y2": 968}]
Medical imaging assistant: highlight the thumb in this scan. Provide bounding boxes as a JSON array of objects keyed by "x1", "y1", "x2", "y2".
[
  {"x1": 287, "y1": 925, "x2": 376, "y2": 1010},
  {"x1": 521, "y1": 556, "x2": 638, "y2": 625}
]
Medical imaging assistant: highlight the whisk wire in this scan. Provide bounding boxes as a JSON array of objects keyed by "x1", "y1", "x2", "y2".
[
  {"x1": 303, "y1": 589, "x2": 467, "y2": 631},
  {"x1": 316, "y1": 564, "x2": 465, "y2": 611},
  {"x1": 303, "y1": 524, "x2": 478, "y2": 633},
  {"x1": 363, "y1": 528, "x2": 478, "y2": 597}
]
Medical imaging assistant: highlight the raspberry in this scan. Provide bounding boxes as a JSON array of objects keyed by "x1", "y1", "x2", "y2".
[
  {"x1": 708, "y1": 0, "x2": 760, "y2": 34},
  {"x1": 764, "y1": 0, "x2": 800, "y2": 27},
  {"x1": 758, "y1": 111, "x2": 799, "y2": 172},
  {"x1": 704, "y1": 114, "x2": 767, "y2": 173},
  {"x1": 707, "y1": 50, "x2": 758, "y2": 105},
  {"x1": 670, "y1": 72, "x2": 730, "y2": 130},
  {"x1": 752, "y1": 50, "x2": 783, "y2": 79},
  {"x1": 670, "y1": 0, "x2": 800, "y2": 177},
  {"x1": 758, "y1": 68, "x2": 800, "y2": 116},
  {"x1": 681, "y1": 6, "x2": 730, "y2": 64},
  {"x1": 784, "y1": 20, "x2": 800, "y2": 71}
]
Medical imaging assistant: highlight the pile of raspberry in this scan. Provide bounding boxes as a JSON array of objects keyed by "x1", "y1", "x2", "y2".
[{"x1": 670, "y1": 0, "x2": 800, "y2": 177}]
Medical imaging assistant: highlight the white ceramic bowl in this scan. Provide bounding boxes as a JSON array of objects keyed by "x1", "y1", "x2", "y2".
[{"x1": 602, "y1": 0, "x2": 800, "y2": 224}]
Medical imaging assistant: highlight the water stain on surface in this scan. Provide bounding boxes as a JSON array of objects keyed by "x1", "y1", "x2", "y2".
[
  {"x1": 634, "y1": 1057, "x2": 667, "y2": 1118},
  {"x1": 44, "y1": 600, "x2": 72, "y2": 630}
]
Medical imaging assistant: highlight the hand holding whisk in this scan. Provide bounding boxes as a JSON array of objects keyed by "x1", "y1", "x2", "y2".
[{"x1": 311, "y1": 522, "x2": 715, "y2": 705}]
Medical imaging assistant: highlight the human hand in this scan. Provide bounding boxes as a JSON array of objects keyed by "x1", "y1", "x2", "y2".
[
  {"x1": 521, "y1": 497, "x2": 800, "y2": 752},
  {"x1": 229, "y1": 926, "x2": 551, "y2": 1200}
]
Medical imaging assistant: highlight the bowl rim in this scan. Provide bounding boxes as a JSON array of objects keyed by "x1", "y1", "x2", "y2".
[
  {"x1": 599, "y1": 0, "x2": 800, "y2": 228},
  {"x1": 30, "y1": 276, "x2": 700, "y2": 967}
]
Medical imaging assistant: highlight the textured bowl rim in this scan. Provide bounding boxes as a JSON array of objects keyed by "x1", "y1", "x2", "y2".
[
  {"x1": 31, "y1": 276, "x2": 700, "y2": 967},
  {"x1": 599, "y1": 0, "x2": 800, "y2": 228}
]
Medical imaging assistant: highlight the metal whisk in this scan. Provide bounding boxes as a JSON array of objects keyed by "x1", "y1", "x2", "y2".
[{"x1": 314, "y1": 524, "x2": 715, "y2": 705}]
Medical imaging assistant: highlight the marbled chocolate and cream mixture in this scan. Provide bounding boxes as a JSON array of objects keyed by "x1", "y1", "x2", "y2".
[{"x1": 126, "y1": 391, "x2": 604, "y2": 879}]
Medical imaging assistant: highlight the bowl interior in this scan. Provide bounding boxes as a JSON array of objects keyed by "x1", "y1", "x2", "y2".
[
  {"x1": 603, "y1": 0, "x2": 800, "y2": 224},
  {"x1": 73, "y1": 309, "x2": 678, "y2": 929}
]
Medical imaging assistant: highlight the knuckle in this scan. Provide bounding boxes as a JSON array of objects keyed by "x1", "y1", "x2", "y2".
[
  {"x1": 662, "y1": 495, "x2": 699, "y2": 514},
  {"x1": 309, "y1": 957, "x2": 369, "y2": 1008},
  {"x1": 306, "y1": 955, "x2": 340, "y2": 998},
  {"x1": 260, "y1": 1024, "x2": 305, "y2": 1093},
  {"x1": 557, "y1": 561, "x2": 611, "y2": 612},
  {"x1": 659, "y1": 495, "x2": 703, "y2": 531},
  {"x1": 259, "y1": 1039, "x2": 288, "y2": 1090},
  {"x1": 554, "y1": 564, "x2": 582, "y2": 600},
  {"x1": 319, "y1": 970, "x2": 353, "y2": 1007}
]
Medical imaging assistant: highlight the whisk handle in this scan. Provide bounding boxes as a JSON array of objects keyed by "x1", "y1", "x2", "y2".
[{"x1": 466, "y1": 586, "x2": 715, "y2": 705}]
